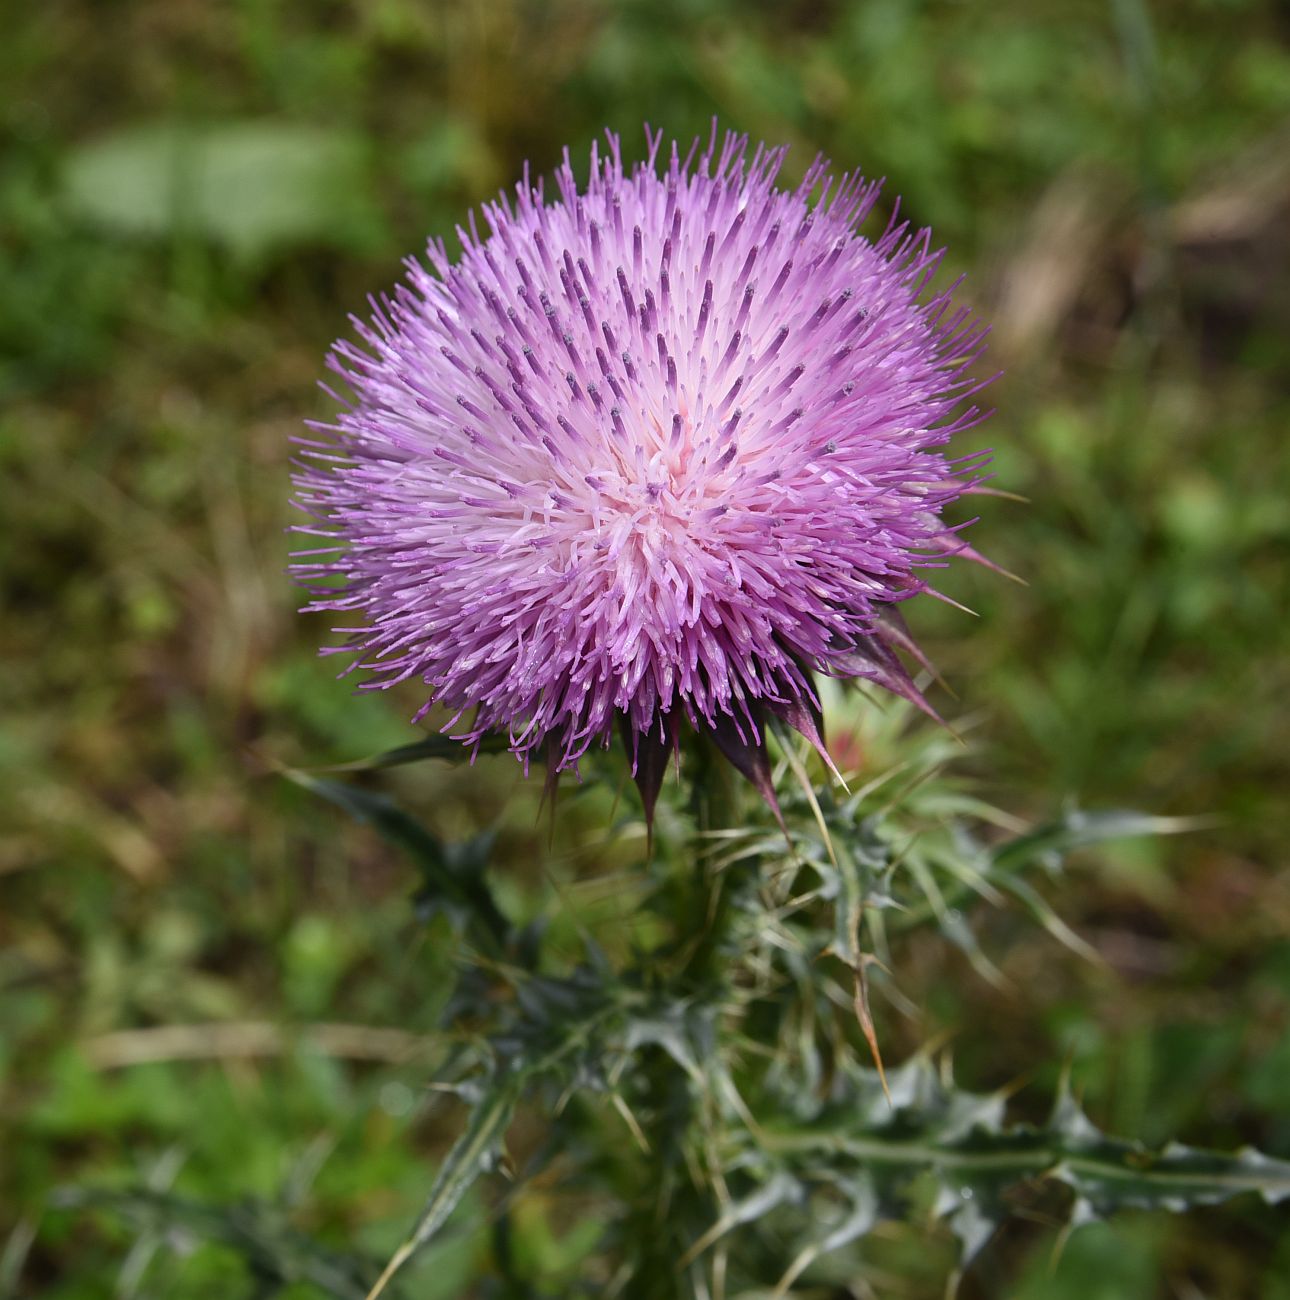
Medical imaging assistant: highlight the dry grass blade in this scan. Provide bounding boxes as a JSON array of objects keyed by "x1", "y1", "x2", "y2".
[{"x1": 83, "y1": 1022, "x2": 435, "y2": 1069}]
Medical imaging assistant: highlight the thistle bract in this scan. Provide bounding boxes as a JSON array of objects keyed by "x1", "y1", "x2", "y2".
[{"x1": 294, "y1": 126, "x2": 991, "y2": 816}]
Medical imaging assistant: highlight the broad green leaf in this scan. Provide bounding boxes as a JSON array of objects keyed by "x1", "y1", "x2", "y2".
[{"x1": 61, "y1": 121, "x2": 385, "y2": 261}]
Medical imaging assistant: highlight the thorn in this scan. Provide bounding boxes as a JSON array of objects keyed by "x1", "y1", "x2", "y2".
[
  {"x1": 777, "y1": 732, "x2": 836, "y2": 867},
  {"x1": 853, "y1": 956, "x2": 891, "y2": 1105},
  {"x1": 769, "y1": 691, "x2": 848, "y2": 791},
  {"x1": 874, "y1": 607, "x2": 956, "y2": 699},
  {"x1": 620, "y1": 712, "x2": 676, "y2": 854},
  {"x1": 610, "y1": 1092, "x2": 651, "y2": 1153},
  {"x1": 839, "y1": 637, "x2": 949, "y2": 728},
  {"x1": 944, "y1": 535, "x2": 1028, "y2": 585},
  {"x1": 365, "y1": 1240, "x2": 415, "y2": 1300},
  {"x1": 824, "y1": 900, "x2": 892, "y2": 1105},
  {"x1": 1048, "y1": 1219, "x2": 1078, "y2": 1277},
  {"x1": 708, "y1": 708, "x2": 788, "y2": 839},
  {"x1": 966, "y1": 484, "x2": 1030, "y2": 503},
  {"x1": 925, "y1": 587, "x2": 979, "y2": 617}
]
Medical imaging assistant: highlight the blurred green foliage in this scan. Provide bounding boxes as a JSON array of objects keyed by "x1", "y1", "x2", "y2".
[{"x1": 2, "y1": 0, "x2": 1288, "y2": 1295}]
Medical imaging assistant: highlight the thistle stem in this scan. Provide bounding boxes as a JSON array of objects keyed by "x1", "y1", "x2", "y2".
[
  {"x1": 677, "y1": 734, "x2": 744, "y2": 988},
  {"x1": 617, "y1": 737, "x2": 749, "y2": 1298}
]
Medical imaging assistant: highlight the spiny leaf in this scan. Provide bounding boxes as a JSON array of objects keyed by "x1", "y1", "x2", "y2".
[
  {"x1": 993, "y1": 871, "x2": 1104, "y2": 965},
  {"x1": 56, "y1": 1187, "x2": 376, "y2": 1299},
  {"x1": 989, "y1": 807, "x2": 1198, "y2": 875},
  {"x1": 889, "y1": 806, "x2": 1194, "y2": 938},
  {"x1": 321, "y1": 732, "x2": 515, "y2": 772},
  {"x1": 366, "y1": 977, "x2": 623, "y2": 1297},
  {"x1": 771, "y1": 1175, "x2": 878, "y2": 1296},
  {"x1": 1043, "y1": 1087, "x2": 1290, "y2": 1215},
  {"x1": 282, "y1": 769, "x2": 509, "y2": 949},
  {"x1": 365, "y1": 1074, "x2": 523, "y2": 1300},
  {"x1": 622, "y1": 1003, "x2": 713, "y2": 1083},
  {"x1": 677, "y1": 1171, "x2": 802, "y2": 1270},
  {"x1": 749, "y1": 1058, "x2": 1290, "y2": 1271},
  {"x1": 821, "y1": 831, "x2": 892, "y2": 1097}
]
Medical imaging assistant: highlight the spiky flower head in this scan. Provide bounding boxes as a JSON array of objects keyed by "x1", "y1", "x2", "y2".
[{"x1": 294, "y1": 126, "x2": 991, "y2": 818}]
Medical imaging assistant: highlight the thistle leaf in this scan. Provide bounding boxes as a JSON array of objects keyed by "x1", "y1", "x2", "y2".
[
  {"x1": 365, "y1": 1074, "x2": 523, "y2": 1300},
  {"x1": 678, "y1": 1171, "x2": 803, "y2": 1269},
  {"x1": 889, "y1": 806, "x2": 1193, "y2": 939},
  {"x1": 365, "y1": 973, "x2": 623, "y2": 1295},
  {"x1": 989, "y1": 807, "x2": 1198, "y2": 875},
  {"x1": 55, "y1": 1187, "x2": 377, "y2": 1299},
  {"x1": 283, "y1": 769, "x2": 510, "y2": 949},
  {"x1": 750, "y1": 1058, "x2": 1290, "y2": 1272},
  {"x1": 318, "y1": 732, "x2": 514, "y2": 772}
]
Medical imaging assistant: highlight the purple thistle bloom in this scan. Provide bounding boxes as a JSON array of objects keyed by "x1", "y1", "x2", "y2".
[{"x1": 294, "y1": 125, "x2": 992, "y2": 820}]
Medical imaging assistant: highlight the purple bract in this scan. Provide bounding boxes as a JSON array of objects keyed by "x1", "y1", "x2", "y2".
[{"x1": 293, "y1": 126, "x2": 992, "y2": 818}]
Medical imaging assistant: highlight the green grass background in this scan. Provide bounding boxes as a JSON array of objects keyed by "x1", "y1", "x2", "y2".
[{"x1": 2, "y1": 0, "x2": 1289, "y2": 1295}]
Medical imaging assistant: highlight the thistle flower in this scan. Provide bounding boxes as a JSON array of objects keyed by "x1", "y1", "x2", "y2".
[{"x1": 294, "y1": 126, "x2": 992, "y2": 821}]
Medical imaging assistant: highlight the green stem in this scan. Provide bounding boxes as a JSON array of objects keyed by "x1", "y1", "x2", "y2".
[
  {"x1": 619, "y1": 738, "x2": 748, "y2": 1298},
  {"x1": 754, "y1": 1128, "x2": 1290, "y2": 1197},
  {"x1": 678, "y1": 734, "x2": 743, "y2": 987}
]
